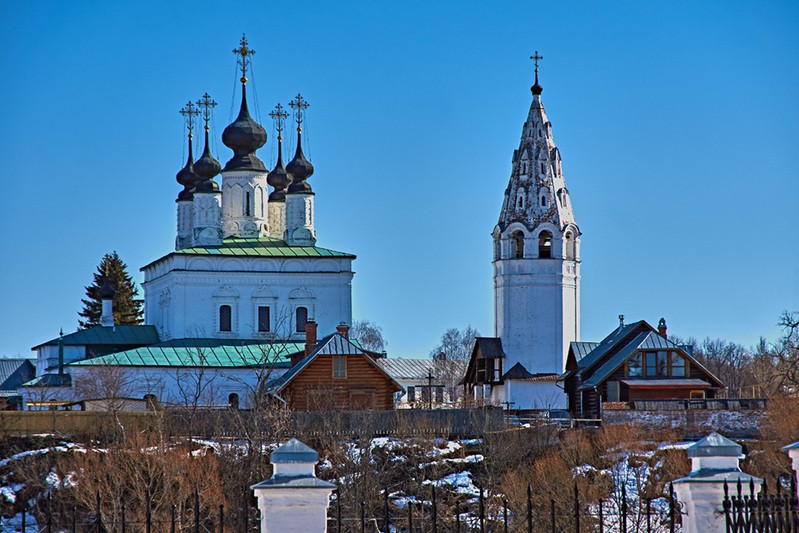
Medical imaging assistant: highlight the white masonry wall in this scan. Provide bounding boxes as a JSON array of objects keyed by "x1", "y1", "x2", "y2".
[
  {"x1": 142, "y1": 255, "x2": 353, "y2": 341},
  {"x1": 222, "y1": 169, "x2": 269, "y2": 238}
]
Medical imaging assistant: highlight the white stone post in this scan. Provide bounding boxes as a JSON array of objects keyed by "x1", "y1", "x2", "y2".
[
  {"x1": 251, "y1": 438, "x2": 335, "y2": 533},
  {"x1": 673, "y1": 432, "x2": 762, "y2": 533},
  {"x1": 784, "y1": 441, "x2": 799, "y2": 491}
]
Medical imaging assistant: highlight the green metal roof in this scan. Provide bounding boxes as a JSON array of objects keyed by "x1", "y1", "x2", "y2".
[
  {"x1": 142, "y1": 237, "x2": 355, "y2": 270},
  {"x1": 32, "y1": 326, "x2": 160, "y2": 350},
  {"x1": 71, "y1": 339, "x2": 304, "y2": 368}
]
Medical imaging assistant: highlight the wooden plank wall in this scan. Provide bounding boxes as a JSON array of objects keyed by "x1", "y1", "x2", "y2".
[{"x1": 283, "y1": 353, "x2": 398, "y2": 411}]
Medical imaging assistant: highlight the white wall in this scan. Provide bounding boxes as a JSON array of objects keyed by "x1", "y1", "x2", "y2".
[
  {"x1": 504, "y1": 380, "x2": 567, "y2": 410},
  {"x1": 143, "y1": 254, "x2": 353, "y2": 340}
]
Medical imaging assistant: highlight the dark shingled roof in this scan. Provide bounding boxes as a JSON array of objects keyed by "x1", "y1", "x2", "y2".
[
  {"x1": 0, "y1": 359, "x2": 35, "y2": 391},
  {"x1": 475, "y1": 337, "x2": 505, "y2": 359}
]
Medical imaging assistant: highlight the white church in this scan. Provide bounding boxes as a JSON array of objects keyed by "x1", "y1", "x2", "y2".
[
  {"x1": 21, "y1": 37, "x2": 357, "y2": 409},
  {"x1": 462, "y1": 55, "x2": 580, "y2": 411}
]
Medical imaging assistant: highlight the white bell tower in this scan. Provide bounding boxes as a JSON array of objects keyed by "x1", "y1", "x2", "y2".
[{"x1": 494, "y1": 54, "x2": 581, "y2": 377}]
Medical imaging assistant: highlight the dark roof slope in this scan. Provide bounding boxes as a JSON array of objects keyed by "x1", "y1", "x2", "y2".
[
  {"x1": 0, "y1": 359, "x2": 36, "y2": 391},
  {"x1": 474, "y1": 337, "x2": 505, "y2": 359},
  {"x1": 32, "y1": 326, "x2": 160, "y2": 350}
]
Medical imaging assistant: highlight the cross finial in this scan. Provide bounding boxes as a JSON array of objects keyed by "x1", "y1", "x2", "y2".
[
  {"x1": 179, "y1": 101, "x2": 199, "y2": 139},
  {"x1": 530, "y1": 51, "x2": 543, "y2": 73},
  {"x1": 196, "y1": 93, "x2": 217, "y2": 132},
  {"x1": 530, "y1": 51, "x2": 544, "y2": 95},
  {"x1": 289, "y1": 93, "x2": 310, "y2": 133},
  {"x1": 269, "y1": 103, "x2": 289, "y2": 140},
  {"x1": 233, "y1": 34, "x2": 256, "y2": 84}
]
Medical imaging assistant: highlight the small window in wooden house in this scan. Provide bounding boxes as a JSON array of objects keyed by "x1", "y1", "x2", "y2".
[
  {"x1": 228, "y1": 393, "x2": 239, "y2": 410},
  {"x1": 690, "y1": 390, "x2": 705, "y2": 399},
  {"x1": 257, "y1": 306, "x2": 270, "y2": 332},
  {"x1": 219, "y1": 305, "x2": 232, "y2": 332},
  {"x1": 407, "y1": 386, "x2": 416, "y2": 402},
  {"x1": 333, "y1": 354, "x2": 346, "y2": 378},
  {"x1": 538, "y1": 231, "x2": 552, "y2": 258},
  {"x1": 657, "y1": 351, "x2": 668, "y2": 375},
  {"x1": 628, "y1": 353, "x2": 643, "y2": 377},
  {"x1": 645, "y1": 352, "x2": 657, "y2": 377},
  {"x1": 512, "y1": 231, "x2": 525, "y2": 258},
  {"x1": 671, "y1": 354, "x2": 686, "y2": 377},
  {"x1": 295, "y1": 306, "x2": 308, "y2": 333}
]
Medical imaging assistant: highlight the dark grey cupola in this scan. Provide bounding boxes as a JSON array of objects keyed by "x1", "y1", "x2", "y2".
[
  {"x1": 222, "y1": 81, "x2": 266, "y2": 171},
  {"x1": 176, "y1": 139, "x2": 197, "y2": 201}
]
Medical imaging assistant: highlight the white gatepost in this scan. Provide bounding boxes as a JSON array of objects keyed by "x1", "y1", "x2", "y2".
[
  {"x1": 251, "y1": 438, "x2": 336, "y2": 533},
  {"x1": 784, "y1": 441, "x2": 799, "y2": 491},
  {"x1": 673, "y1": 432, "x2": 762, "y2": 533}
]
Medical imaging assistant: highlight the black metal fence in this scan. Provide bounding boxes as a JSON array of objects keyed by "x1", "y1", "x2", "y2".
[
  {"x1": 3, "y1": 483, "x2": 680, "y2": 532},
  {"x1": 724, "y1": 477, "x2": 799, "y2": 533},
  {"x1": 327, "y1": 483, "x2": 679, "y2": 532},
  {"x1": 3, "y1": 490, "x2": 257, "y2": 533}
]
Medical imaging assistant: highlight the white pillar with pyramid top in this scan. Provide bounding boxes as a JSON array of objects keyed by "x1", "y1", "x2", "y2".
[
  {"x1": 673, "y1": 432, "x2": 762, "y2": 533},
  {"x1": 251, "y1": 438, "x2": 335, "y2": 533}
]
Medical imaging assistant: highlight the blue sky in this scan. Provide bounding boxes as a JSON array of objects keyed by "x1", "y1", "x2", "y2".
[{"x1": 0, "y1": 1, "x2": 797, "y2": 357}]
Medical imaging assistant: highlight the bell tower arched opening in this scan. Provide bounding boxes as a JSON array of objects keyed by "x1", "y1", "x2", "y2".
[{"x1": 538, "y1": 231, "x2": 552, "y2": 258}]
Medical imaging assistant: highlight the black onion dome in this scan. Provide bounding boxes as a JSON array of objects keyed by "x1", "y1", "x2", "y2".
[
  {"x1": 98, "y1": 278, "x2": 116, "y2": 300},
  {"x1": 194, "y1": 129, "x2": 222, "y2": 180},
  {"x1": 267, "y1": 138, "x2": 290, "y2": 201},
  {"x1": 176, "y1": 142, "x2": 197, "y2": 201},
  {"x1": 222, "y1": 84, "x2": 267, "y2": 171},
  {"x1": 286, "y1": 132, "x2": 314, "y2": 193}
]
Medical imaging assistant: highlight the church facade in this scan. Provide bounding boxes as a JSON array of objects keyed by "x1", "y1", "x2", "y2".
[
  {"x1": 143, "y1": 39, "x2": 354, "y2": 343},
  {"x1": 21, "y1": 37, "x2": 361, "y2": 410},
  {"x1": 463, "y1": 59, "x2": 580, "y2": 411}
]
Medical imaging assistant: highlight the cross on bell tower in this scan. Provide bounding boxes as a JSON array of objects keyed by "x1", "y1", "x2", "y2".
[{"x1": 530, "y1": 51, "x2": 544, "y2": 95}]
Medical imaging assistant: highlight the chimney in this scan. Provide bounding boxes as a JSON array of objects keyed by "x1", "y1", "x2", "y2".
[
  {"x1": 304, "y1": 319, "x2": 318, "y2": 356},
  {"x1": 336, "y1": 322, "x2": 350, "y2": 339},
  {"x1": 618, "y1": 314, "x2": 625, "y2": 328},
  {"x1": 658, "y1": 317, "x2": 668, "y2": 338},
  {"x1": 99, "y1": 278, "x2": 116, "y2": 327}
]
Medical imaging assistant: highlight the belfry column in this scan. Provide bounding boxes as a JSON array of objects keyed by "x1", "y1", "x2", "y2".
[
  {"x1": 493, "y1": 52, "x2": 581, "y2": 377},
  {"x1": 192, "y1": 93, "x2": 223, "y2": 246},
  {"x1": 221, "y1": 35, "x2": 269, "y2": 239},
  {"x1": 176, "y1": 101, "x2": 199, "y2": 250},
  {"x1": 267, "y1": 103, "x2": 290, "y2": 238},
  {"x1": 284, "y1": 94, "x2": 316, "y2": 247}
]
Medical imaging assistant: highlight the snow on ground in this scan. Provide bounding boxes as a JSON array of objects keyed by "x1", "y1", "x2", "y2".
[
  {"x1": 0, "y1": 442, "x2": 84, "y2": 468},
  {"x1": 1, "y1": 483, "x2": 24, "y2": 503},
  {"x1": 423, "y1": 471, "x2": 480, "y2": 496},
  {"x1": 0, "y1": 511, "x2": 39, "y2": 532}
]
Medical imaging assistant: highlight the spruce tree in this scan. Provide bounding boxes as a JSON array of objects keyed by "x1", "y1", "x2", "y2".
[{"x1": 78, "y1": 252, "x2": 144, "y2": 328}]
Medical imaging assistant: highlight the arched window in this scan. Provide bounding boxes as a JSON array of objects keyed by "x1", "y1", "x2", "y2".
[
  {"x1": 538, "y1": 231, "x2": 552, "y2": 259},
  {"x1": 245, "y1": 191, "x2": 251, "y2": 217},
  {"x1": 228, "y1": 393, "x2": 239, "y2": 410},
  {"x1": 143, "y1": 394, "x2": 159, "y2": 411},
  {"x1": 540, "y1": 162, "x2": 545, "y2": 173},
  {"x1": 295, "y1": 306, "x2": 308, "y2": 333},
  {"x1": 512, "y1": 231, "x2": 525, "y2": 259},
  {"x1": 517, "y1": 196, "x2": 524, "y2": 209},
  {"x1": 541, "y1": 196, "x2": 547, "y2": 207},
  {"x1": 219, "y1": 305, "x2": 232, "y2": 332}
]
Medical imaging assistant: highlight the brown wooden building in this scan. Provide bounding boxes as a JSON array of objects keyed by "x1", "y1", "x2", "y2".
[
  {"x1": 269, "y1": 323, "x2": 403, "y2": 411},
  {"x1": 559, "y1": 319, "x2": 724, "y2": 418}
]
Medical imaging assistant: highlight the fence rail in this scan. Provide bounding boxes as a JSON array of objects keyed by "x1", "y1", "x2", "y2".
[
  {"x1": 724, "y1": 477, "x2": 799, "y2": 533},
  {"x1": 0, "y1": 408, "x2": 505, "y2": 439}
]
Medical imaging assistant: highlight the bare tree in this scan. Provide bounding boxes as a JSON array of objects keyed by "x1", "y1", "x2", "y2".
[
  {"x1": 350, "y1": 319, "x2": 388, "y2": 353},
  {"x1": 429, "y1": 326, "x2": 480, "y2": 361}
]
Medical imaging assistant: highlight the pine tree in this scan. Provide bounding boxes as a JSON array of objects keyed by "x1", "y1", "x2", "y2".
[{"x1": 78, "y1": 252, "x2": 144, "y2": 329}]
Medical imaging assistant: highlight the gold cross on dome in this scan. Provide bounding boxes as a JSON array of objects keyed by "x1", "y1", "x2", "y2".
[
  {"x1": 269, "y1": 103, "x2": 289, "y2": 140},
  {"x1": 196, "y1": 93, "x2": 217, "y2": 132},
  {"x1": 233, "y1": 34, "x2": 256, "y2": 83},
  {"x1": 179, "y1": 101, "x2": 199, "y2": 138},
  {"x1": 289, "y1": 93, "x2": 310, "y2": 131}
]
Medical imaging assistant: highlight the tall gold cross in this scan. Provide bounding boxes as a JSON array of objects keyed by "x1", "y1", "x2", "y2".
[
  {"x1": 289, "y1": 94, "x2": 310, "y2": 132},
  {"x1": 196, "y1": 93, "x2": 217, "y2": 132},
  {"x1": 233, "y1": 34, "x2": 256, "y2": 83},
  {"x1": 269, "y1": 103, "x2": 289, "y2": 140},
  {"x1": 179, "y1": 101, "x2": 199, "y2": 139}
]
